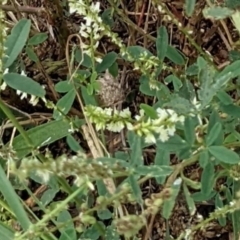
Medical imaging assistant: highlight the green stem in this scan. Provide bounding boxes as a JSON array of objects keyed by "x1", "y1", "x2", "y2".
[{"x1": 0, "y1": 99, "x2": 34, "y2": 148}]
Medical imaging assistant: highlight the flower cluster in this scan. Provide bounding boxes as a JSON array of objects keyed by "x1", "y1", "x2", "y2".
[
  {"x1": 14, "y1": 152, "x2": 127, "y2": 186},
  {"x1": 69, "y1": 0, "x2": 103, "y2": 61},
  {"x1": 84, "y1": 105, "x2": 132, "y2": 132},
  {"x1": 85, "y1": 105, "x2": 185, "y2": 144}
]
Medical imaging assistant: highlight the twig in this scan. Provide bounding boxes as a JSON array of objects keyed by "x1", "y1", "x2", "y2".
[{"x1": 0, "y1": 4, "x2": 45, "y2": 15}]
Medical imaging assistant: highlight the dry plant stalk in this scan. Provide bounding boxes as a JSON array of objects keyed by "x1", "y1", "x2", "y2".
[{"x1": 65, "y1": 35, "x2": 124, "y2": 217}]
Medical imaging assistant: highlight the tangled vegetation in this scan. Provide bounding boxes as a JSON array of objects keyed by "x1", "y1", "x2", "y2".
[{"x1": 1, "y1": 0, "x2": 240, "y2": 239}]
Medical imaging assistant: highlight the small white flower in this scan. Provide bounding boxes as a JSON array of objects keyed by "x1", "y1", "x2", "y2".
[
  {"x1": 169, "y1": 112, "x2": 179, "y2": 122},
  {"x1": 119, "y1": 108, "x2": 131, "y2": 118},
  {"x1": 3, "y1": 68, "x2": 9, "y2": 75},
  {"x1": 90, "y1": 2, "x2": 101, "y2": 13},
  {"x1": 36, "y1": 170, "x2": 50, "y2": 183},
  {"x1": 173, "y1": 177, "x2": 182, "y2": 185},
  {"x1": 107, "y1": 121, "x2": 124, "y2": 132},
  {"x1": 29, "y1": 95, "x2": 39, "y2": 106},
  {"x1": 20, "y1": 70, "x2": 27, "y2": 76},
  {"x1": 16, "y1": 90, "x2": 28, "y2": 100},
  {"x1": 156, "y1": 108, "x2": 168, "y2": 122},
  {"x1": 0, "y1": 81, "x2": 7, "y2": 91},
  {"x1": 167, "y1": 125, "x2": 176, "y2": 136},
  {"x1": 145, "y1": 133, "x2": 156, "y2": 144},
  {"x1": 158, "y1": 127, "x2": 169, "y2": 142}
]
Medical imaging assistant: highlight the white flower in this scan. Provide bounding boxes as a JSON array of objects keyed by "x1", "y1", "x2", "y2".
[
  {"x1": 3, "y1": 68, "x2": 9, "y2": 75},
  {"x1": 169, "y1": 112, "x2": 179, "y2": 122},
  {"x1": 0, "y1": 81, "x2": 7, "y2": 91},
  {"x1": 36, "y1": 170, "x2": 50, "y2": 183},
  {"x1": 90, "y1": 2, "x2": 100, "y2": 14},
  {"x1": 107, "y1": 121, "x2": 124, "y2": 132},
  {"x1": 119, "y1": 108, "x2": 131, "y2": 118},
  {"x1": 16, "y1": 90, "x2": 28, "y2": 100},
  {"x1": 29, "y1": 95, "x2": 39, "y2": 106},
  {"x1": 158, "y1": 127, "x2": 169, "y2": 142},
  {"x1": 156, "y1": 108, "x2": 168, "y2": 122},
  {"x1": 135, "y1": 109, "x2": 144, "y2": 121},
  {"x1": 145, "y1": 133, "x2": 156, "y2": 144},
  {"x1": 167, "y1": 125, "x2": 176, "y2": 136},
  {"x1": 20, "y1": 70, "x2": 27, "y2": 76}
]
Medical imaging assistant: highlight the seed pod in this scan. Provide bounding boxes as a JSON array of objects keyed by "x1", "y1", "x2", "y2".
[{"x1": 96, "y1": 70, "x2": 123, "y2": 107}]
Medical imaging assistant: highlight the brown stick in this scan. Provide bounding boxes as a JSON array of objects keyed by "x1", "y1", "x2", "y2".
[{"x1": 0, "y1": 4, "x2": 45, "y2": 15}]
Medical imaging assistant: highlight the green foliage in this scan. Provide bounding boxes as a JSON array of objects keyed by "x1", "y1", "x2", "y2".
[
  {"x1": 1, "y1": 1, "x2": 240, "y2": 240},
  {"x1": 4, "y1": 19, "x2": 31, "y2": 68},
  {"x1": 3, "y1": 73, "x2": 45, "y2": 97}
]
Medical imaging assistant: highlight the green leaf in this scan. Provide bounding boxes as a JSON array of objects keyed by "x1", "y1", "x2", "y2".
[
  {"x1": 154, "y1": 149, "x2": 170, "y2": 184},
  {"x1": 81, "y1": 86, "x2": 97, "y2": 106},
  {"x1": 55, "y1": 81, "x2": 74, "y2": 93},
  {"x1": 184, "y1": 116, "x2": 196, "y2": 145},
  {"x1": 216, "y1": 90, "x2": 233, "y2": 105},
  {"x1": 206, "y1": 122, "x2": 223, "y2": 146},
  {"x1": 108, "y1": 62, "x2": 118, "y2": 77},
  {"x1": 186, "y1": 63, "x2": 198, "y2": 76},
  {"x1": 96, "y1": 52, "x2": 118, "y2": 73},
  {"x1": 3, "y1": 73, "x2": 45, "y2": 97},
  {"x1": 197, "y1": 66, "x2": 217, "y2": 109},
  {"x1": 53, "y1": 89, "x2": 76, "y2": 119},
  {"x1": 178, "y1": 146, "x2": 192, "y2": 159},
  {"x1": 232, "y1": 179, "x2": 240, "y2": 239},
  {"x1": 123, "y1": 46, "x2": 153, "y2": 61},
  {"x1": 128, "y1": 175, "x2": 142, "y2": 205},
  {"x1": 163, "y1": 96, "x2": 193, "y2": 115},
  {"x1": 130, "y1": 133, "x2": 142, "y2": 167},
  {"x1": 166, "y1": 46, "x2": 185, "y2": 65},
  {"x1": 208, "y1": 146, "x2": 240, "y2": 164},
  {"x1": 164, "y1": 75, "x2": 182, "y2": 91},
  {"x1": 101, "y1": 8, "x2": 114, "y2": 27},
  {"x1": 105, "y1": 225, "x2": 120, "y2": 240},
  {"x1": 135, "y1": 165, "x2": 173, "y2": 177},
  {"x1": 139, "y1": 75, "x2": 159, "y2": 96},
  {"x1": 225, "y1": 0, "x2": 240, "y2": 9},
  {"x1": 0, "y1": 222, "x2": 14, "y2": 240},
  {"x1": 97, "y1": 209, "x2": 112, "y2": 220},
  {"x1": 199, "y1": 150, "x2": 209, "y2": 168},
  {"x1": 80, "y1": 222, "x2": 102, "y2": 240},
  {"x1": 201, "y1": 161, "x2": 215, "y2": 196},
  {"x1": 58, "y1": 210, "x2": 77, "y2": 240},
  {"x1": 183, "y1": 183, "x2": 196, "y2": 215},
  {"x1": 140, "y1": 104, "x2": 157, "y2": 119},
  {"x1": 192, "y1": 191, "x2": 216, "y2": 202},
  {"x1": 4, "y1": 19, "x2": 31, "y2": 68},
  {"x1": 218, "y1": 60, "x2": 240, "y2": 79},
  {"x1": 27, "y1": 32, "x2": 48, "y2": 45},
  {"x1": 25, "y1": 47, "x2": 39, "y2": 62},
  {"x1": 67, "y1": 135, "x2": 83, "y2": 153},
  {"x1": 229, "y1": 50, "x2": 240, "y2": 61},
  {"x1": 157, "y1": 135, "x2": 189, "y2": 152},
  {"x1": 41, "y1": 189, "x2": 58, "y2": 206},
  {"x1": 215, "y1": 193, "x2": 226, "y2": 226},
  {"x1": 162, "y1": 179, "x2": 182, "y2": 219},
  {"x1": 156, "y1": 26, "x2": 168, "y2": 61},
  {"x1": 220, "y1": 104, "x2": 240, "y2": 118},
  {"x1": 0, "y1": 165, "x2": 31, "y2": 231},
  {"x1": 185, "y1": 0, "x2": 196, "y2": 17},
  {"x1": 156, "y1": 84, "x2": 171, "y2": 104},
  {"x1": 75, "y1": 49, "x2": 92, "y2": 68},
  {"x1": 203, "y1": 7, "x2": 234, "y2": 20},
  {"x1": 11, "y1": 119, "x2": 71, "y2": 158}
]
